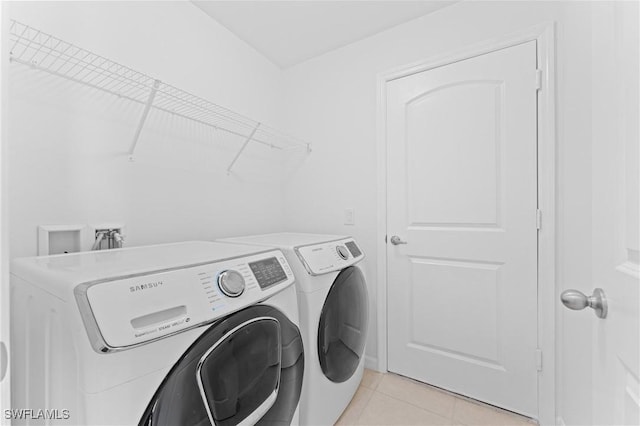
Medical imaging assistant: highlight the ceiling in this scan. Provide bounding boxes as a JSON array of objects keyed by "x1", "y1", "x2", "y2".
[{"x1": 192, "y1": 1, "x2": 457, "y2": 69}]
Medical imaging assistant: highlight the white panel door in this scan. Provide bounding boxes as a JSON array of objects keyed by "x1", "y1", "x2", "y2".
[
  {"x1": 386, "y1": 41, "x2": 538, "y2": 417},
  {"x1": 590, "y1": 2, "x2": 639, "y2": 424}
]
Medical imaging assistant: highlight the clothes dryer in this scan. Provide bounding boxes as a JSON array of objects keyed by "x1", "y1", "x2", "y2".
[
  {"x1": 219, "y1": 233, "x2": 368, "y2": 426},
  {"x1": 10, "y1": 241, "x2": 304, "y2": 426}
]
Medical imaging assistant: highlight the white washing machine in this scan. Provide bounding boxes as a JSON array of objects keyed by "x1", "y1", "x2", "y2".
[
  {"x1": 219, "y1": 233, "x2": 369, "y2": 426},
  {"x1": 10, "y1": 241, "x2": 304, "y2": 426}
]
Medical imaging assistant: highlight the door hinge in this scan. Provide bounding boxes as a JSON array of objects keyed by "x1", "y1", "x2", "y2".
[
  {"x1": 535, "y1": 349, "x2": 543, "y2": 372},
  {"x1": 0, "y1": 341, "x2": 7, "y2": 381},
  {"x1": 536, "y1": 209, "x2": 542, "y2": 230},
  {"x1": 385, "y1": 235, "x2": 388, "y2": 243},
  {"x1": 535, "y1": 69, "x2": 542, "y2": 91}
]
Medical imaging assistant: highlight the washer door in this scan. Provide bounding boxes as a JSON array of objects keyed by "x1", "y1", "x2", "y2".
[
  {"x1": 139, "y1": 305, "x2": 304, "y2": 426},
  {"x1": 317, "y1": 266, "x2": 369, "y2": 383}
]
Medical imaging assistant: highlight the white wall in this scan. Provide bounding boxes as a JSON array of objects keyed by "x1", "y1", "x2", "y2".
[
  {"x1": 7, "y1": 1, "x2": 289, "y2": 258},
  {"x1": 281, "y1": 2, "x2": 594, "y2": 424}
]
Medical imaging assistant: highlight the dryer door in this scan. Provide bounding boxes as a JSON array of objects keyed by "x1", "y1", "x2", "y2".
[
  {"x1": 140, "y1": 305, "x2": 304, "y2": 426},
  {"x1": 318, "y1": 266, "x2": 369, "y2": 383}
]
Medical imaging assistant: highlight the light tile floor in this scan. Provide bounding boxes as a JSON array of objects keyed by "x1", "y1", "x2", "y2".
[{"x1": 335, "y1": 369, "x2": 538, "y2": 426}]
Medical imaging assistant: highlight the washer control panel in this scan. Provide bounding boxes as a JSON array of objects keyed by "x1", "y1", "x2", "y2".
[
  {"x1": 295, "y1": 237, "x2": 364, "y2": 275},
  {"x1": 249, "y1": 256, "x2": 288, "y2": 289},
  {"x1": 76, "y1": 249, "x2": 295, "y2": 352}
]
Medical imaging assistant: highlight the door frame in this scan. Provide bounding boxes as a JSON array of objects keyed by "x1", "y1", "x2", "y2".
[
  {"x1": 0, "y1": 2, "x2": 10, "y2": 421},
  {"x1": 375, "y1": 22, "x2": 557, "y2": 424}
]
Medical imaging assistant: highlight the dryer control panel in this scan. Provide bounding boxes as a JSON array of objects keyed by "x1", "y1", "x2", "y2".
[
  {"x1": 294, "y1": 237, "x2": 364, "y2": 276},
  {"x1": 74, "y1": 249, "x2": 295, "y2": 353}
]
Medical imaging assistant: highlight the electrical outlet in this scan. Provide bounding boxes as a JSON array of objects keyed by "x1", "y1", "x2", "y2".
[{"x1": 344, "y1": 208, "x2": 355, "y2": 225}]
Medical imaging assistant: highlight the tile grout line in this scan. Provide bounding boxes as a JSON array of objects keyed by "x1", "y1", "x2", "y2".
[
  {"x1": 353, "y1": 386, "x2": 376, "y2": 426},
  {"x1": 362, "y1": 386, "x2": 456, "y2": 425},
  {"x1": 359, "y1": 371, "x2": 535, "y2": 425},
  {"x1": 372, "y1": 373, "x2": 457, "y2": 421},
  {"x1": 373, "y1": 386, "x2": 456, "y2": 421}
]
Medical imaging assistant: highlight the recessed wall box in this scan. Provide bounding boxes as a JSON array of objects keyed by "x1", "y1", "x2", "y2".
[{"x1": 38, "y1": 225, "x2": 86, "y2": 256}]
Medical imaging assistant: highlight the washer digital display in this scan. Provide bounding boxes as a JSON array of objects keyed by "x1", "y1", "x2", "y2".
[
  {"x1": 249, "y1": 257, "x2": 287, "y2": 289},
  {"x1": 345, "y1": 241, "x2": 362, "y2": 258}
]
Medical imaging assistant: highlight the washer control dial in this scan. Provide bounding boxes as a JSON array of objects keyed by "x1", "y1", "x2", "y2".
[
  {"x1": 217, "y1": 270, "x2": 245, "y2": 298},
  {"x1": 336, "y1": 246, "x2": 349, "y2": 260}
]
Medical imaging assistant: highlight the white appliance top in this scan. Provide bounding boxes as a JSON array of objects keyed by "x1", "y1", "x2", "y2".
[
  {"x1": 11, "y1": 241, "x2": 264, "y2": 297},
  {"x1": 219, "y1": 233, "x2": 365, "y2": 276},
  {"x1": 219, "y1": 232, "x2": 346, "y2": 250},
  {"x1": 11, "y1": 241, "x2": 296, "y2": 352}
]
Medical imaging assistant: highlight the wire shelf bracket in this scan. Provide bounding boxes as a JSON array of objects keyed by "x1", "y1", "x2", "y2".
[
  {"x1": 227, "y1": 123, "x2": 261, "y2": 174},
  {"x1": 8, "y1": 20, "x2": 312, "y2": 166},
  {"x1": 129, "y1": 79, "x2": 160, "y2": 161}
]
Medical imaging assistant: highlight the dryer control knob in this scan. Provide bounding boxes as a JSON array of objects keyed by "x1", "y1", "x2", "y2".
[
  {"x1": 217, "y1": 270, "x2": 245, "y2": 298},
  {"x1": 336, "y1": 246, "x2": 349, "y2": 260}
]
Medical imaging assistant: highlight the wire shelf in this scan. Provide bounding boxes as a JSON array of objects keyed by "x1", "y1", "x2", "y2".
[{"x1": 8, "y1": 20, "x2": 310, "y2": 168}]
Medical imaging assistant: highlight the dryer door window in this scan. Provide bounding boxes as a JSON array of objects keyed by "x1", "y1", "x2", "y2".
[
  {"x1": 140, "y1": 305, "x2": 304, "y2": 426},
  {"x1": 317, "y1": 266, "x2": 369, "y2": 383}
]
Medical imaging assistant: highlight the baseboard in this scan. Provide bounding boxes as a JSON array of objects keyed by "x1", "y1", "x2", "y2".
[{"x1": 364, "y1": 355, "x2": 380, "y2": 371}]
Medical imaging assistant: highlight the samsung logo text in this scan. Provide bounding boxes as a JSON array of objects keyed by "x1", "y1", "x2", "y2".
[{"x1": 130, "y1": 281, "x2": 164, "y2": 293}]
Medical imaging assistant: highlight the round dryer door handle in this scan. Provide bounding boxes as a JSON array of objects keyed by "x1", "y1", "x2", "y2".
[{"x1": 390, "y1": 235, "x2": 407, "y2": 245}]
